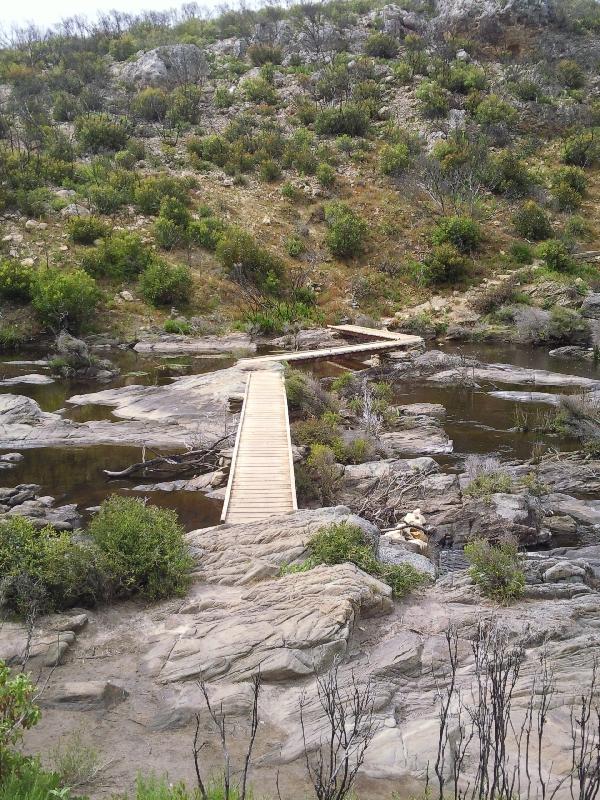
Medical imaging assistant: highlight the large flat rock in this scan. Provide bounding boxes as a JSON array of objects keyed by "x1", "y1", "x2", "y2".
[{"x1": 133, "y1": 333, "x2": 256, "y2": 355}]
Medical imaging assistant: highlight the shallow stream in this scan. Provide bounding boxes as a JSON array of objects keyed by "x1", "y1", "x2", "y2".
[{"x1": 1, "y1": 341, "x2": 598, "y2": 530}]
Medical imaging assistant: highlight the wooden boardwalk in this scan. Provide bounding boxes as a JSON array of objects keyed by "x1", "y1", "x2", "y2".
[
  {"x1": 221, "y1": 370, "x2": 297, "y2": 524},
  {"x1": 222, "y1": 326, "x2": 423, "y2": 525}
]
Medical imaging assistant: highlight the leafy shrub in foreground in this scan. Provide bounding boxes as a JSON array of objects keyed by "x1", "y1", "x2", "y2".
[
  {"x1": 547, "y1": 306, "x2": 591, "y2": 345},
  {"x1": 557, "y1": 58, "x2": 585, "y2": 88},
  {"x1": 314, "y1": 104, "x2": 370, "y2": 137},
  {"x1": 0, "y1": 516, "x2": 100, "y2": 615},
  {"x1": 247, "y1": 43, "x2": 282, "y2": 65},
  {"x1": 140, "y1": 262, "x2": 192, "y2": 306},
  {"x1": 485, "y1": 150, "x2": 534, "y2": 197},
  {"x1": 82, "y1": 232, "x2": 153, "y2": 280},
  {"x1": 286, "y1": 522, "x2": 427, "y2": 598},
  {"x1": 88, "y1": 496, "x2": 193, "y2": 600},
  {"x1": 422, "y1": 244, "x2": 470, "y2": 285},
  {"x1": 132, "y1": 87, "x2": 168, "y2": 121},
  {"x1": 324, "y1": 201, "x2": 368, "y2": 258},
  {"x1": 431, "y1": 215, "x2": 482, "y2": 253},
  {"x1": 379, "y1": 142, "x2": 410, "y2": 176},
  {"x1": 0, "y1": 663, "x2": 41, "y2": 776},
  {"x1": 561, "y1": 130, "x2": 600, "y2": 167},
  {"x1": 67, "y1": 215, "x2": 108, "y2": 245},
  {"x1": 474, "y1": 94, "x2": 517, "y2": 126},
  {"x1": 134, "y1": 175, "x2": 192, "y2": 216},
  {"x1": 537, "y1": 239, "x2": 576, "y2": 272},
  {"x1": 415, "y1": 80, "x2": 450, "y2": 118},
  {"x1": 216, "y1": 227, "x2": 284, "y2": 290},
  {"x1": 0, "y1": 260, "x2": 34, "y2": 302},
  {"x1": 464, "y1": 536, "x2": 525, "y2": 603},
  {"x1": 512, "y1": 200, "x2": 552, "y2": 240},
  {"x1": 364, "y1": 31, "x2": 399, "y2": 58},
  {"x1": 74, "y1": 113, "x2": 130, "y2": 152},
  {"x1": 31, "y1": 268, "x2": 100, "y2": 332}
]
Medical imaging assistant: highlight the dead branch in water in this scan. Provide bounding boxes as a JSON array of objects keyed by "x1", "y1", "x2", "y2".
[{"x1": 103, "y1": 432, "x2": 234, "y2": 479}]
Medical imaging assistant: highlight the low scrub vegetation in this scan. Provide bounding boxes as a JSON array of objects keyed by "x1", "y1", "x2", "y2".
[{"x1": 464, "y1": 535, "x2": 525, "y2": 603}]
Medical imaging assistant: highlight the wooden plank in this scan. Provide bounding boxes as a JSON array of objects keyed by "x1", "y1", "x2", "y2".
[
  {"x1": 327, "y1": 324, "x2": 418, "y2": 341},
  {"x1": 238, "y1": 337, "x2": 422, "y2": 367}
]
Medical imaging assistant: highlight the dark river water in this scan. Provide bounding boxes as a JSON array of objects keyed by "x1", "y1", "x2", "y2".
[{"x1": 1, "y1": 341, "x2": 598, "y2": 530}]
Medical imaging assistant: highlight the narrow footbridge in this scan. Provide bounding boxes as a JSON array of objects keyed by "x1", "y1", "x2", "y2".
[{"x1": 221, "y1": 327, "x2": 422, "y2": 524}]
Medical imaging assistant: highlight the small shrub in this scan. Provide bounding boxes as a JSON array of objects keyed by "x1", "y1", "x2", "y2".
[
  {"x1": 379, "y1": 142, "x2": 410, "y2": 176},
  {"x1": 187, "y1": 134, "x2": 230, "y2": 168},
  {"x1": 164, "y1": 318, "x2": 192, "y2": 335},
  {"x1": 132, "y1": 87, "x2": 168, "y2": 121},
  {"x1": 140, "y1": 262, "x2": 192, "y2": 306},
  {"x1": 465, "y1": 471, "x2": 513, "y2": 499},
  {"x1": 547, "y1": 306, "x2": 591, "y2": 344},
  {"x1": 324, "y1": 201, "x2": 368, "y2": 258},
  {"x1": 216, "y1": 227, "x2": 284, "y2": 290},
  {"x1": 81, "y1": 232, "x2": 153, "y2": 280},
  {"x1": 32, "y1": 268, "x2": 100, "y2": 332},
  {"x1": 0, "y1": 260, "x2": 34, "y2": 302},
  {"x1": 431, "y1": 215, "x2": 482, "y2": 253},
  {"x1": 464, "y1": 536, "x2": 525, "y2": 603},
  {"x1": 561, "y1": 131, "x2": 600, "y2": 167},
  {"x1": 0, "y1": 663, "x2": 40, "y2": 775},
  {"x1": 314, "y1": 104, "x2": 370, "y2": 137},
  {"x1": 134, "y1": 176, "x2": 191, "y2": 216},
  {"x1": 364, "y1": 32, "x2": 399, "y2": 59},
  {"x1": 188, "y1": 217, "x2": 226, "y2": 251},
  {"x1": 259, "y1": 158, "x2": 282, "y2": 182},
  {"x1": 444, "y1": 61, "x2": 487, "y2": 94},
  {"x1": 557, "y1": 59, "x2": 585, "y2": 89},
  {"x1": 74, "y1": 113, "x2": 130, "y2": 152},
  {"x1": 510, "y1": 241, "x2": 534, "y2": 264},
  {"x1": 537, "y1": 239, "x2": 576, "y2": 272},
  {"x1": 316, "y1": 162, "x2": 336, "y2": 187},
  {"x1": 285, "y1": 367, "x2": 334, "y2": 416},
  {"x1": 485, "y1": 151, "x2": 534, "y2": 197},
  {"x1": 415, "y1": 80, "x2": 450, "y2": 118},
  {"x1": 87, "y1": 185, "x2": 125, "y2": 215},
  {"x1": 67, "y1": 215, "x2": 108, "y2": 245},
  {"x1": 247, "y1": 43, "x2": 282, "y2": 65},
  {"x1": 512, "y1": 200, "x2": 552, "y2": 240},
  {"x1": 167, "y1": 85, "x2": 202, "y2": 125},
  {"x1": 88, "y1": 495, "x2": 193, "y2": 600},
  {"x1": 423, "y1": 244, "x2": 470, "y2": 284},
  {"x1": 474, "y1": 94, "x2": 517, "y2": 126}
]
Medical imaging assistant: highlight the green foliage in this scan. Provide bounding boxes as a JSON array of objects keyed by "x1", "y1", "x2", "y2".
[
  {"x1": 187, "y1": 135, "x2": 230, "y2": 168},
  {"x1": 82, "y1": 232, "x2": 153, "y2": 280},
  {"x1": 188, "y1": 216, "x2": 226, "y2": 251},
  {"x1": 0, "y1": 325, "x2": 26, "y2": 351},
  {"x1": 316, "y1": 162, "x2": 336, "y2": 187},
  {"x1": 132, "y1": 88, "x2": 168, "y2": 122},
  {"x1": 0, "y1": 662, "x2": 41, "y2": 775},
  {"x1": 0, "y1": 516, "x2": 99, "y2": 616},
  {"x1": 290, "y1": 522, "x2": 427, "y2": 599},
  {"x1": 0, "y1": 260, "x2": 34, "y2": 302},
  {"x1": 314, "y1": 104, "x2": 370, "y2": 137},
  {"x1": 547, "y1": 306, "x2": 591, "y2": 344},
  {"x1": 164, "y1": 318, "x2": 192, "y2": 335},
  {"x1": 259, "y1": 159, "x2": 282, "y2": 182},
  {"x1": 286, "y1": 234, "x2": 305, "y2": 257},
  {"x1": 74, "y1": 113, "x2": 130, "y2": 152},
  {"x1": 415, "y1": 80, "x2": 450, "y2": 118},
  {"x1": 510, "y1": 241, "x2": 534, "y2": 264},
  {"x1": 464, "y1": 536, "x2": 525, "y2": 603},
  {"x1": 379, "y1": 142, "x2": 410, "y2": 176},
  {"x1": 285, "y1": 367, "x2": 334, "y2": 417},
  {"x1": 431, "y1": 215, "x2": 482, "y2": 253},
  {"x1": 153, "y1": 197, "x2": 192, "y2": 250},
  {"x1": 167, "y1": 85, "x2": 202, "y2": 125},
  {"x1": 216, "y1": 227, "x2": 284, "y2": 290},
  {"x1": 550, "y1": 165, "x2": 587, "y2": 210},
  {"x1": 364, "y1": 32, "x2": 399, "y2": 58},
  {"x1": 421, "y1": 244, "x2": 470, "y2": 285},
  {"x1": 561, "y1": 130, "x2": 600, "y2": 167},
  {"x1": 474, "y1": 94, "x2": 517, "y2": 126},
  {"x1": 512, "y1": 200, "x2": 552, "y2": 240},
  {"x1": 324, "y1": 201, "x2": 367, "y2": 258},
  {"x1": 67, "y1": 215, "x2": 108, "y2": 245},
  {"x1": 465, "y1": 471, "x2": 513, "y2": 499},
  {"x1": 247, "y1": 43, "x2": 282, "y2": 66},
  {"x1": 537, "y1": 239, "x2": 576, "y2": 272},
  {"x1": 0, "y1": 759, "x2": 70, "y2": 800},
  {"x1": 31, "y1": 268, "x2": 100, "y2": 333},
  {"x1": 88, "y1": 496, "x2": 193, "y2": 600},
  {"x1": 443, "y1": 61, "x2": 486, "y2": 93},
  {"x1": 140, "y1": 262, "x2": 192, "y2": 306},
  {"x1": 557, "y1": 58, "x2": 585, "y2": 88},
  {"x1": 485, "y1": 150, "x2": 534, "y2": 197},
  {"x1": 134, "y1": 176, "x2": 191, "y2": 216}
]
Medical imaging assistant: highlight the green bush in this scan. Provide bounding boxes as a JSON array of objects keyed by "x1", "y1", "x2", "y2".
[
  {"x1": 288, "y1": 522, "x2": 427, "y2": 599},
  {"x1": 550, "y1": 165, "x2": 587, "y2": 210},
  {"x1": 314, "y1": 104, "x2": 370, "y2": 137},
  {"x1": 415, "y1": 80, "x2": 450, "y2": 118},
  {"x1": 247, "y1": 43, "x2": 282, "y2": 65},
  {"x1": 465, "y1": 471, "x2": 513, "y2": 498},
  {"x1": 132, "y1": 87, "x2": 168, "y2": 121},
  {"x1": 0, "y1": 516, "x2": 100, "y2": 616},
  {"x1": 422, "y1": 243, "x2": 470, "y2": 284},
  {"x1": 510, "y1": 241, "x2": 534, "y2": 264},
  {"x1": 32, "y1": 268, "x2": 100, "y2": 332},
  {"x1": 537, "y1": 239, "x2": 576, "y2": 272},
  {"x1": 464, "y1": 536, "x2": 525, "y2": 603},
  {"x1": 188, "y1": 217, "x2": 226, "y2": 251},
  {"x1": 153, "y1": 196, "x2": 192, "y2": 249},
  {"x1": 547, "y1": 306, "x2": 590, "y2": 344},
  {"x1": 67, "y1": 215, "x2": 108, "y2": 245},
  {"x1": 324, "y1": 201, "x2": 367, "y2": 258},
  {"x1": 164, "y1": 318, "x2": 192, "y2": 335},
  {"x1": 243, "y1": 77, "x2": 277, "y2": 104},
  {"x1": 316, "y1": 162, "x2": 336, "y2": 187},
  {"x1": 0, "y1": 758, "x2": 70, "y2": 800},
  {"x1": 485, "y1": 150, "x2": 534, "y2": 197},
  {"x1": 134, "y1": 176, "x2": 191, "y2": 216},
  {"x1": 89, "y1": 496, "x2": 192, "y2": 600},
  {"x1": 285, "y1": 367, "x2": 334, "y2": 417},
  {"x1": 87, "y1": 184, "x2": 126, "y2": 214},
  {"x1": 512, "y1": 200, "x2": 552, "y2": 240},
  {"x1": 0, "y1": 664, "x2": 41, "y2": 776},
  {"x1": 561, "y1": 130, "x2": 600, "y2": 167},
  {"x1": 0, "y1": 260, "x2": 34, "y2": 302},
  {"x1": 557, "y1": 58, "x2": 585, "y2": 88},
  {"x1": 431, "y1": 215, "x2": 482, "y2": 253},
  {"x1": 379, "y1": 142, "x2": 410, "y2": 177},
  {"x1": 74, "y1": 113, "x2": 130, "y2": 152},
  {"x1": 216, "y1": 227, "x2": 284, "y2": 290},
  {"x1": 187, "y1": 135, "x2": 230, "y2": 168},
  {"x1": 444, "y1": 61, "x2": 487, "y2": 93},
  {"x1": 364, "y1": 32, "x2": 399, "y2": 58},
  {"x1": 82, "y1": 232, "x2": 153, "y2": 280},
  {"x1": 167, "y1": 85, "x2": 202, "y2": 125},
  {"x1": 474, "y1": 94, "x2": 517, "y2": 126},
  {"x1": 140, "y1": 262, "x2": 192, "y2": 306},
  {"x1": 259, "y1": 158, "x2": 282, "y2": 182}
]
